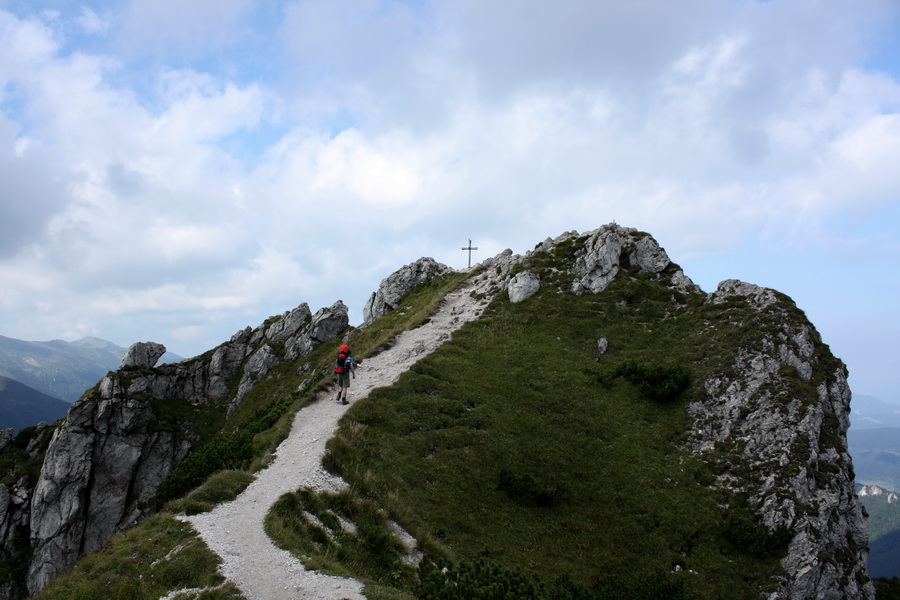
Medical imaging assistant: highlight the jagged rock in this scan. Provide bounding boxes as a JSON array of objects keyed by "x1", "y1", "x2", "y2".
[
  {"x1": 597, "y1": 338, "x2": 609, "y2": 359},
  {"x1": 285, "y1": 301, "x2": 349, "y2": 361},
  {"x1": 710, "y1": 279, "x2": 778, "y2": 308},
  {"x1": 508, "y1": 271, "x2": 540, "y2": 303},
  {"x1": 570, "y1": 224, "x2": 699, "y2": 295},
  {"x1": 23, "y1": 299, "x2": 348, "y2": 595},
  {"x1": 26, "y1": 388, "x2": 191, "y2": 594},
  {"x1": 0, "y1": 429, "x2": 11, "y2": 453},
  {"x1": 689, "y1": 282, "x2": 873, "y2": 600},
  {"x1": 363, "y1": 258, "x2": 452, "y2": 325},
  {"x1": 119, "y1": 341, "x2": 167, "y2": 370}
]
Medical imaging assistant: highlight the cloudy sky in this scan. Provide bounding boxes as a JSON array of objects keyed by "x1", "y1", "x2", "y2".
[{"x1": 1, "y1": 1, "x2": 898, "y2": 403}]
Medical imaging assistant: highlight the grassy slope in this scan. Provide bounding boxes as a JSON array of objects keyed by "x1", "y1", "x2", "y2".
[
  {"x1": 28, "y1": 272, "x2": 472, "y2": 599},
  {"x1": 316, "y1": 239, "x2": 795, "y2": 599},
  {"x1": 26, "y1": 239, "x2": 827, "y2": 599}
]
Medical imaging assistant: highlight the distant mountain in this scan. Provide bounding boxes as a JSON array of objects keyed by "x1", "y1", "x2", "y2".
[
  {"x1": 0, "y1": 376, "x2": 70, "y2": 432},
  {"x1": 0, "y1": 335, "x2": 183, "y2": 403},
  {"x1": 851, "y1": 395, "x2": 900, "y2": 429},
  {"x1": 857, "y1": 484, "x2": 900, "y2": 578},
  {"x1": 848, "y1": 427, "x2": 900, "y2": 491}
]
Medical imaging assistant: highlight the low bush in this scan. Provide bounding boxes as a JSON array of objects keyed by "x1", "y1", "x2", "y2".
[
  {"x1": 152, "y1": 393, "x2": 299, "y2": 509},
  {"x1": 611, "y1": 360, "x2": 692, "y2": 402},
  {"x1": 496, "y1": 469, "x2": 567, "y2": 508}
]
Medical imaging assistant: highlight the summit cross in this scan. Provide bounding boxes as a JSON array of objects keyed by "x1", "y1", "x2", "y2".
[{"x1": 461, "y1": 238, "x2": 478, "y2": 268}]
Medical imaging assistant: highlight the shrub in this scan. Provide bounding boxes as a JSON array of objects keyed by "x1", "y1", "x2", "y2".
[
  {"x1": 496, "y1": 469, "x2": 567, "y2": 508},
  {"x1": 152, "y1": 393, "x2": 298, "y2": 508},
  {"x1": 612, "y1": 361, "x2": 692, "y2": 402}
]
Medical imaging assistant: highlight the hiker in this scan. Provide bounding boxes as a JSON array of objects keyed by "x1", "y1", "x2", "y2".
[{"x1": 334, "y1": 344, "x2": 356, "y2": 404}]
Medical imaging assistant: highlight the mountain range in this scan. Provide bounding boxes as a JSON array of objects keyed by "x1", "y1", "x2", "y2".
[
  {"x1": 0, "y1": 335, "x2": 183, "y2": 431},
  {"x1": 0, "y1": 377, "x2": 70, "y2": 433}
]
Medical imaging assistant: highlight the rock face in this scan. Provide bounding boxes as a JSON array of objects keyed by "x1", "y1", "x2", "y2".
[
  {"x1": 22, "y1": 300, "x2": 349, "y2": 596},
  {"x1": 119, "y1": 341, "x2": 167, "y2": 370},
  {"x1": 507, "y1": 270, "x2": 540, "y2": 303},
  {"x1": 571, "y1": 225, "x2": 700, "y2": 295},
  {"x1": 363, "y1": 258, "x2": 452, "y2": 325},
  {"x1": 688, "y1": 281, "x2": 873, "y2": 600}
]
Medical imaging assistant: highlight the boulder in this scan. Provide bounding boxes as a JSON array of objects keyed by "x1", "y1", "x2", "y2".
[
  {"x1": 363, "y1": 258, "x2": 452, "y2": 325},
  {"x1": 508, "y1": 271, "x2": 540, "y2": 303},
  {"x1": 119, "y1": 342, "x2": 167, "y2": 370}
]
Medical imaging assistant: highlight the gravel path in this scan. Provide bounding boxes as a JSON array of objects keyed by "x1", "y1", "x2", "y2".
[{"x1": 182, "y1": 276, "x2": 493, "y2": 600}]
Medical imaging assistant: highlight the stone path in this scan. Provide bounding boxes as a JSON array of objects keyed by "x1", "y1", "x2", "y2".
[{"x1": 181, "y1": 276, "x2": 492, "y2": 599}]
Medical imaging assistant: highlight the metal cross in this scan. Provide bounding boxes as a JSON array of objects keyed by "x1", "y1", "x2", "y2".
[{"x1": 461, "y1": 238, "x2": 478, "y2": 268}]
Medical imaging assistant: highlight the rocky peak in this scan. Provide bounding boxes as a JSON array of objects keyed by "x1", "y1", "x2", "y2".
[
  {"x1": 363, "y1": 258, "x2": 452, "y2": 325},
  {"x1": 23, "y1": 300, "x2": 349, "y2": 596},
  {"x1": 119, "y1": 341, "x2": 167, "y2": 370}
]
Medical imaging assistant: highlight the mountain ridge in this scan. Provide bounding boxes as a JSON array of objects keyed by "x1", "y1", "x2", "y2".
[
  {"x1": 0, "y1": 377, "x2": 70, "y2": 433},
  {"x1": 0, "y1": 223, "x2": 875, "y2": 600},
  {"x1": 0, "y1": 335, "x2": 183, "y2": 406}
]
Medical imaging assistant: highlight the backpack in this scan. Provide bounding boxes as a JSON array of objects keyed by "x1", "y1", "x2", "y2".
[{"x1": 335, "y1": 351, "x2": 349, "y2": 374}]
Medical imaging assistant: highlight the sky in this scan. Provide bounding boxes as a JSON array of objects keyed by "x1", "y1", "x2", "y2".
[{"x1": 0, "y1": 0, "x2": 898, "y2": 404}]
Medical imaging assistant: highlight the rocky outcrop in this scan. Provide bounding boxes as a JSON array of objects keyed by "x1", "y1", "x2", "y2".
[
  {"x1": 858, "y1": 485, "x2": 899, "y2": 503},
  {"x1": 363, "y1": 258, "x2": 452, "y2": 324},
  {"x1": 119, "y1": 341, "x2": 167, "y2": 370},
  {"x1": 688, "y1": 281, "x2": 874, "y2": 600},
  {"x1": 571, "y1": 224, "x2": 700, "y2": 295},
  {"x1": 507, "y1": 271, "x2": 540, "y2": 303},
  {"x1": 23, "y1": 300, "x2": 349, "y2": 595}
]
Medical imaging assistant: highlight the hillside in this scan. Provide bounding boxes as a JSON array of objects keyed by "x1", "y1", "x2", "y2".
[
  {"x1": 858, "y1": 485, "x2": 900, "y2": 579},
  {"x1": 0, "y1": 377, "x2": 70, "y2": 432},
  {"x1": 0, "y1": 224, "x2": 874, "y2": 600},
  {"x1": 849, "y1": 427, "x2": 900, "y2": 491}
]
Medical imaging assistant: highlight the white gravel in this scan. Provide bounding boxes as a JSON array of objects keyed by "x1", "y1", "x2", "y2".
[{"x1": 181, "y1": 276, "x2": 493, "y2": 600}]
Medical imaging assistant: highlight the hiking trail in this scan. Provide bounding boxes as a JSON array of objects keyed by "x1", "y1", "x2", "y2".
[{"x1": 181, "y1": 275, "x2": 493, "y2": 600}]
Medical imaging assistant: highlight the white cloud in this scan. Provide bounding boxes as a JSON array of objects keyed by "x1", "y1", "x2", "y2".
[
  {"x1": 76, "y1": 7, "x2": 110, "y2": 36},
  {"x1": 0, "y1": 2, "x2": 899, "y2": 400}
]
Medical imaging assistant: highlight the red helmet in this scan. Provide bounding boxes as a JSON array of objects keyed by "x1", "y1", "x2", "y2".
[{"x1": 339, "y1": 344, "x2": 350, "y2": 351}]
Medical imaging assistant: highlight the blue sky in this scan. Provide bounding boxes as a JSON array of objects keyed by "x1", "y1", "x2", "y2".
[{"x1": 1, "y1": 0, "x2": 898, "y2": 404}]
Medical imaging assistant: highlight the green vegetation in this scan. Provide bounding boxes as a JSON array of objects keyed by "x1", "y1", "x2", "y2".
[
  {"x1": 266, "y1": 487, "x2": 414, "y2": 588},
  {"x1": 166, "y1": 470, "x2": 256, "y2": 516},
  {"x1": 24, "y1": 269, "x2": 476, "y2": 598},
  {"x1": 415, "y1": 553, "x2": 692, "y2": 600},
  {"x1": 306, "y1": 244, "x2": 816, "y2": 599},
  {"x1": 876, "y1": 577, "x2": 900, "y2": 600},
  {"x1": 858, "y1": 486, "x2": 900, "y2": 578},
  {"x1": 32, "y1": 515, "x2": 244, "y2": 600},
  {"x1": 609, "y1": 360, "x2": 692, "y2": 402},
  {"x1": 16, "y1": 236, "x2": 851, "y2": 599},
  {"x1": 152, "y1": 391, "x2": 301, "y2": 509}
]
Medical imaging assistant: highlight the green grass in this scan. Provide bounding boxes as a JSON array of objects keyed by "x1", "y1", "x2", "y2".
[
  {"x1": 313, "y1": 250, "x2": 808, "y2": 598},
  {"x1": 32, "y1": 514, "x2": 244, "y2": 600},
  {"x1": 165, "y1": 470, "x2": 256, "y2": 516},
  {"x1": 21, "y1": 237, "x2": 847, "y2": 598}
]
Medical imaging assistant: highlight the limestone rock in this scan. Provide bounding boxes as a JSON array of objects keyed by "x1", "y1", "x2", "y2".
[
  {"x1": 363, "y1": 258, "x2": 452, "y2": 324},
  {"x1": 508, "y1": 271, "x2": 540, "y2": 303},
  {"x1": 710, "y1": 279, "x2": 778, "y2": 309},
  {"x1": 23, "y1": 299, "x2": 348, "y2": 595},
  {"x1": 570, "y1": 223, "x2": 699, "y2": 295},
  {"x1": 119, "y1": 342, "x2": 167, "y2": 370},
  {"x1": 688, "y1": 288, "x2": 874, "y2": 600}
]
